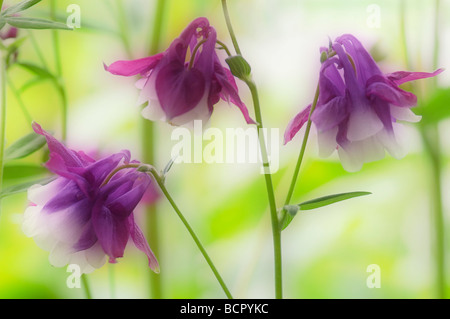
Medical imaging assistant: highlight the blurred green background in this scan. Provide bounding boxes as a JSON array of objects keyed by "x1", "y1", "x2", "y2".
[{"x1": 0, "y1": 0, "x2": 449, "y2": 299}]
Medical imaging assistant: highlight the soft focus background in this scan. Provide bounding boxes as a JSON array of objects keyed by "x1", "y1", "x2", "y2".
[{"x1": 1, "y1": 0, "x2": 450, "y2": 299}]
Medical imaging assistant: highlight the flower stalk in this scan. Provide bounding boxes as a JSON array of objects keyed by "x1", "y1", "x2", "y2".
[
  {"x1": 145, "y1": 166, "x2": 234, "y2": 299},
  {"x1": 0, "y1": 55, "x2": 6, "y2": 208},
  {"x1": 284, "y1": 83, "x2": 320, "y2": 207},
  {"x1": 144, "y1": 0, "x2": 167, "y2": 299},
  {"x1": 221, "y1": 0, "x2": 282, "y2": 299}
]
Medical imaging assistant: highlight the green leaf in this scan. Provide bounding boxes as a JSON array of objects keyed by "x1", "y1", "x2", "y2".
[
  {"x1": 5, "y1": 16, "x2": 72, "y2": 30},
  {"x1": 16, "y1": 62, "x2": 57, "y2": 80},
  {"x1": 3, "y1": 164, "x2": 48, "y2": 181},
  {"x1": 298, "y1": 191, "x2": 372, "y2": 211},
  {"x1": 4, "y1": 131, "x2": 47, "y2": 162},
  {"x1": 2, "y1": 0, "x2": 42, "y2": 16},
  {"x1": 0, "y1": 176, "x2": 55, "y2": 199}
]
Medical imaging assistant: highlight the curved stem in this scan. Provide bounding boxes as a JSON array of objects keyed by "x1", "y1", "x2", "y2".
[
  {"x1": 216, "y1": 40, "x2": 232, "y2": 57},
  {"x1": 221, "y1": 0, "x2": 242, "y2": 56},
  {"x1": 284, "y1": 83, "x2": 320, "y2": 206},
  {"x1": 188, "y1": 39, "x2": 207, "y2": 70},
  {"x1": 148, "y1": 169, "x2": 233, "y2": 299},
  {"x1": 221, "y1": 0, "x2": 281, "y2": 298}
]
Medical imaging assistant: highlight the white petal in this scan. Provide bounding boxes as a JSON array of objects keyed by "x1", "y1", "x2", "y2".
[
  {"x1": 49, "y1": 241, "x2": 72, "y2": 267},
  {"x1": 85, "y1": 242, "x2": 107, "y2": 269},
  {"x1": 377, "y1": 123, "x2": 407, "y2": 159},
  {"x1": 22, "y1": 205, "x2": 43, "y2": 237},
  {"x1": 141, "y1": 99, "x2": 166, "y2": 122},
  {"x1": 28, "y1": 179, "x2": 64, "y2": 206},
  {"x1": 338, "y1": 136, "x2": 385, "y2": 172},
  {"x1": 390, "y1": 106, "x2": 422, "y2": 123},
  {"x1": 317, "y1": 127, "x2": 338, "y2": 158},
  {"x1": 347, "y1": 106, "x2": 383, "y2": 141}
]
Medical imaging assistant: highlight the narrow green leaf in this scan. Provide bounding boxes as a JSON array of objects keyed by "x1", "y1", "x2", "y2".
[
  {"x1": 298, "y1": 191, "x2": 372, "y2": 211},
  {"x1": 5, "y1": 16, "x2": 72, "y2": 30},
  {"x1": 2, "y1": 0, "x2": 42, "y2": 16},
  {"x1": 16, "y1": 62, "x2": 56, "y2": 80},
  {"x1": 0, "y1": 176, "x2": 55, "y2": 199},
  {"x1": 3, "y1": 164, "x2": 48, "y2": 181},
  {"x1": 4, "y1": 131, "x2": 47, "y2": 162}
]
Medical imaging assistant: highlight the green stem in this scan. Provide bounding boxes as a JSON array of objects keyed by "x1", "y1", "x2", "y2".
[
  {"x1": 81, "y1": 274, "x2": 92, "y2": 299},
  {"x1": 6, "y1": 73, "x2": 33, "y2": 124},
  {"x1": 50, "y1": 0, "x2": 67, "y2": 141},
  {"x1": 420, "y1": 125, "x2": 445, "y2": 299},
  {"x1": 221, "y1": 0, "x2": 242, "y2": 56},
  {"x1": 109, "y1": 263, "x2": 116, "y2": 299},
  {"x1": 221, "y1": 0, "x2": 281, "y2": 298},
  {"x1": 143, "y1": 0, "x2": 167, "y2": 300},
  {"x1": 0, "y1": 57, "x2": 6, "y2": 203},
  {"x1": 284, "y1": 83, "x2": 320, "y2": 206},
  {"x1": 0, "y1": 0, "x2": 4, "y2": 11},
  {"x1": 245, "y1": 79, "x2": 282, "y2": 299},
  {"x1": 148, "y1": 169, "x2": 233, "y2": 299},
  {"x1": 115, "y1": 0, "x2": 133, "y2": 58}
]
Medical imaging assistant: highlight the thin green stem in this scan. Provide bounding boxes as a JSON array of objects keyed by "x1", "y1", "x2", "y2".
[
  {"x1": 420, "y1": 125, "x2": 445, "y2": 299},
  {"x1": 221, "y1": 0, "x2": 281, "y2": 298},
  {"x1": 148, "y1": 169, "x2": 233, "y2": 299},
  {"x1": 27, "y1": 30, "x2": 50, "y2": 71},
  {"x1": 81, "y1": 275, "x2": 92, "y2": 299},
  {"x1": 109, "y1": 263, "x2": 116, "y2": 299},
  {"x1": 188, "y1": 39, "x2": 207, "y2": 70},
  {"x1": 221, "y1": 0, "x2": 242, "y2": 56},
  {"x1": 284, "y1": 83, "x2": 320, "y2": 206},
  {"x1": 50, "y1": 0, "x2": 67, "y2": 141},
  {"x1": 115, "y1": 0, "x2": 133, "y2": 58},
  {"x1": 0, "y1": 57, "x2": 6, "y2": 203},
  {"x1": 143, "y1": 0, "x2": 167, "y2": 300},
  {"x1": 216, "y1": 40, "x2": 232, "y2": 57},
  {"x1": 245, "y1": 79, "x2": 282, "y2": 299},
  {"x1": 0, "y1": 0, "x2": 4, "y2": 11},
  {"x1": 6, "y1": 73, "x2": 33, "y2": 124}
]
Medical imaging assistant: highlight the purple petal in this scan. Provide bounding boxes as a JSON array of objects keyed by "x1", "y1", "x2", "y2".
[
  {"x1": 33, "y1": 122, "x2": 85, "y2": 168},
  {"x1": 214, "y1": 64, "x2": 256, "y2": 125},
  {"x1": 366, "y1": 77, "x2": 417, "y2": 107},
  {"x1": 387, "y1": 69, "x2": 444, "y2": 85},
  {"x1": 128, "y1": 214, "x2": 159, "y2": 273},
  {"x1": 311, "y1": 96, "x2": 348, "y2": 132},
  {"x1": 155, "y1": 61, "x2": 206, "y2": 120},
  {"x1": 104, "y1": 53, "x2": 164, "y2": 77},
  {"x1": 284, "y1": 104, "x2": 312, "y2": 144},
  {"x1": 92, "y1": 201, "x2": 129, "y2": 263}
]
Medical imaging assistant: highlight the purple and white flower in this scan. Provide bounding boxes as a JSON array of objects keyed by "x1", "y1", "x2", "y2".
[
  {"x1": 22, "y1": 123, "x2": 159, "y2": 274},
  {"x1": 285, "y1": 34, "x2": 442, "y2": 172},
  {"x1": 105, "y1": 17, "x2": 255, "y2": 126}
]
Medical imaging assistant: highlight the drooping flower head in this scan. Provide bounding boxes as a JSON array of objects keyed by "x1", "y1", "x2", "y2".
[
  {"x1": 285, "y1": 34, "x2": 442, "y2": 171},
  {"x1": 105, "y1": 17, "x2": 255, "y2": 126},
  {"x1": 22, "y1": 123, "x2": 159, "y2": 274}
]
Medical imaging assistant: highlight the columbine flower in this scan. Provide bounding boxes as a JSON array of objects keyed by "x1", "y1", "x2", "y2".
[
  {"x1": 284, "y1": 34, "x2": 442, "y2": 172},
  {"x1": 22, "y1": 123, "x2": 159, "y2": 274},
  {"x1": 105, "y1": 17, "x2": 255, "y2": 126}
]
